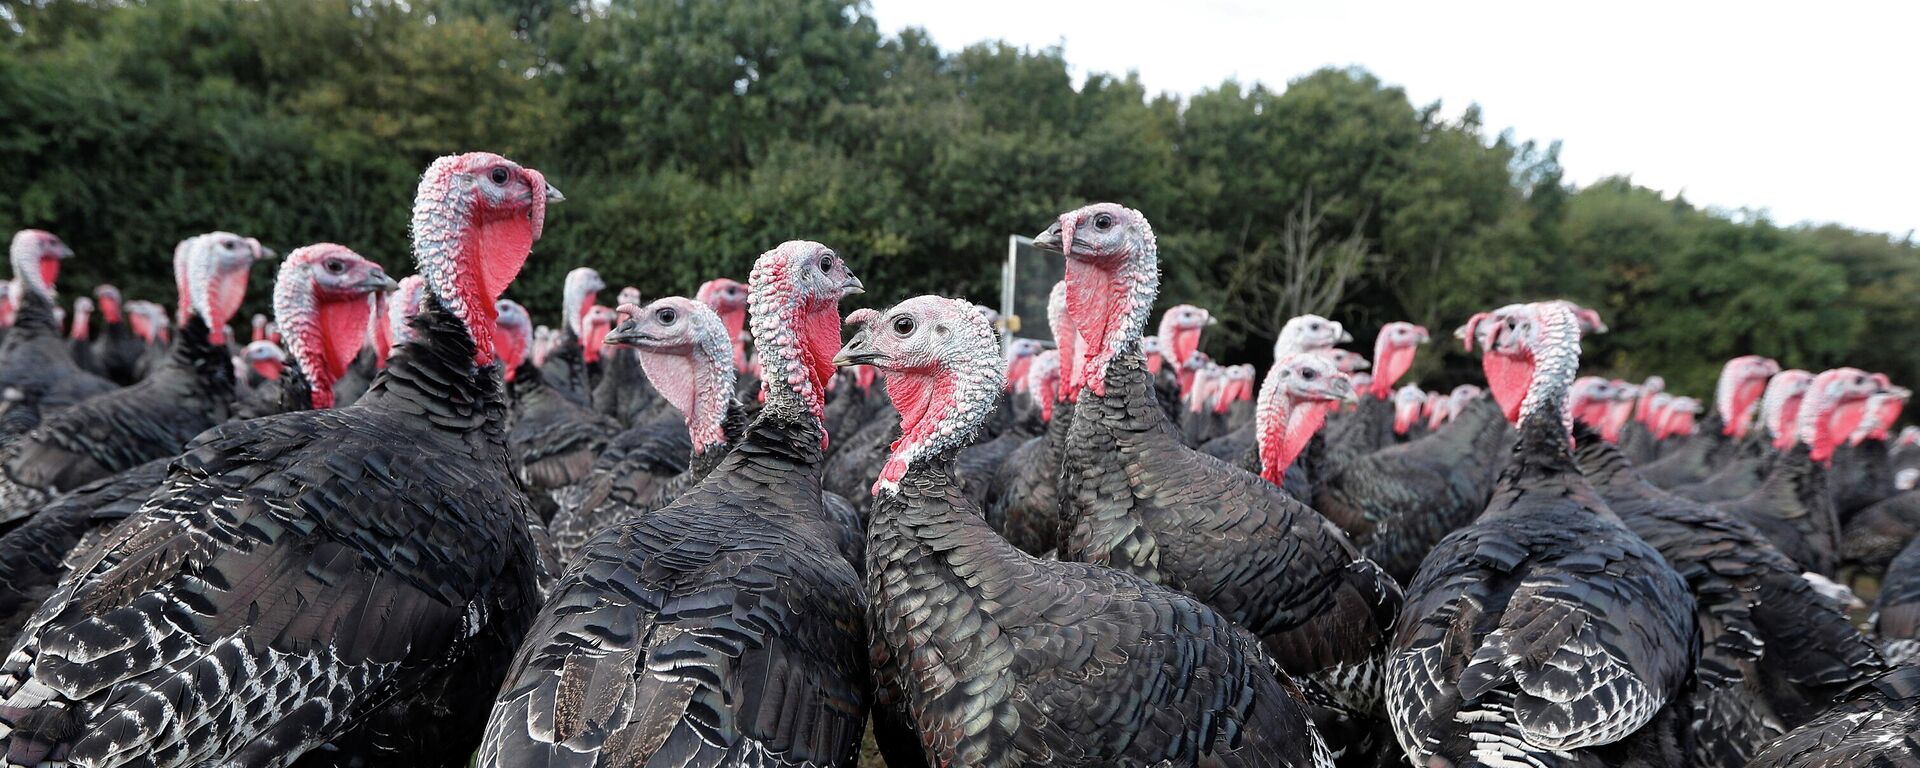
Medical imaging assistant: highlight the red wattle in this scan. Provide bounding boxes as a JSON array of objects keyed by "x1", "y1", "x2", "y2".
[{"x1": 38, "y1": 257, "x2": 59, "y2": 294}]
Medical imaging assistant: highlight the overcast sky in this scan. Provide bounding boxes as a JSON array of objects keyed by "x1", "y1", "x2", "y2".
[{"x1": 868, "y1": 0, "x2": 1918, "y2": 238}]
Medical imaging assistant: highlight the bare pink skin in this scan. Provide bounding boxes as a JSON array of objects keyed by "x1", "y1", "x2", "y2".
[
  {"x1": 410, "y1": 152, "x2": 557, "y2": 367},
  {"x1": 1635, "y1": 376, "x2": 1666, "y2": 425},
  {"x1": 698, "y1": 277, "x2": 749, "y2": 370},
  {"x1": 1715, "y1": 355, "x2": 1782, "y2": 439},
  {"x1": 1600, "y1": 380, "x2": 1638, "y2": 443},
  {"x1": 1369, "y1": 321, "x2": 1429, "y2": 399},
  {"x1": 581, "y1": 304, "x2": 617, "y2": 364},
  {"x1": 1257, "y1": 352, "x2": 1357, "y2": 485},
  {"x1": 1799, "y1": 368, "x2": 1882, "y2": 463},
  {"x1": 275, "y1": 243, "x2": 395, "y2": 408},
  {"x1": 612, "y1": 297, "x2": 734, "y2": 455},
  {"x1": 1004, "y1": 338, "x2": 1044, "y2": 393},
  {"x1": 68, "y1": 297, "x2": 92, "y2": 341},
  {"x1": 493, "y1": 300, "x2": 532, "y2": 381},
  {"x1": 1391, "y1": 385, "x2": 1427, "y2": 435},
  {"x1": 1567, "y1": 377, "x2": 1614, "y2": 431},
  {"x1": 1156, "y1": 304, "x2": 1213, "y2": 376},
  {"x1": 1322, "y1": 349, "x2": 1370, "y2": 375}
]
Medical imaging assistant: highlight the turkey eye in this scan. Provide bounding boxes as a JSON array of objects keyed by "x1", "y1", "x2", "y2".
[
  {"x1": 1093, "y1": 213, "x2": 1114, "y2": 230},
  {"x1": 490, "y1": 167, "x2": 510, "y2": 185},
  {"x1": 656, "y1": 308, "x2": 676, "y2": 325},
  {"x1": 324, "y1": 260, "x2": 345, "y2": 273},
  {"x1": 892, "y1": 316, "x2": 915, "y2": 336},
  {"x1": 1301, "y1": 368, "x2": 1317, "y2": 380}
]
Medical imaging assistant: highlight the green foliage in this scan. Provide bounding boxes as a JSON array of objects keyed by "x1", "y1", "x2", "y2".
[{"x1": 2, "y1": 0, "x2": 1914, "y2": 398}]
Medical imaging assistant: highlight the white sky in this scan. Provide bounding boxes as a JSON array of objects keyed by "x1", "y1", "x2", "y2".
[{"x1": 868, "y1": 0, "x2": 1919, "y2": 237}]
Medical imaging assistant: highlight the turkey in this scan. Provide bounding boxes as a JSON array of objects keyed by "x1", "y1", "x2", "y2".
[
  {"x1": 983, "y1": 280, "x2": 1078, "y2": 556},
  {"x1": 1637, "y1": 355, "x2": 1780, "y2": 488},
  {"x1": 1198, "y1": 313, "x2": 1348, "y2": 469},
  {"x1": 844, "y1": 294, "x2": 1331, "y2": 768},
  {"x1": 1746, "y1": 665, "x2": 1920, "y2": 768},
  {"x1": 1871, "y1": 536, "x2": 1920, "y2": 665},
  {"x1": 507, "y1": 279, "x2": 621, "y2": 492},
  {"x1": 65, "y1": 297, "x2": 97, "y2": 377},
  {"x1": 87, "y1": 285, "x2": 144, "y2": 387},
  {"x1": 1672, "y1": 369, "x2": 1814, "y2": 502},
  {"x1": 697, "y1": 276, "x2": 750, "y2": 376},
  {"x1": 240, "y1": 340, "x2": 286, "y2": 390},
  {"x1": 1262, "y1": 351, "x2": 1511, "y2": 584},
  {"x1": 1038, "y1": 203, "x2": 1402, "y2": 713},
  {"x1": 1570, "y1": 423, "x2": 1885, "y2": 767},
  {"x1": 546, "y1": 296, "x2": 725, "y2": 568},
  {"x1": 537, "y1": 266, "x2": 604, "y2": 405},
  {"x1": 1385, "y1": 300, "x2": 1695, "y2": 768},
  {"x1": 0, "y1": 151, "x2": 556, "y2": 767},
  {"x1": 1616, "y1": 375, "x2": 1667, "y2": 464},
  {"x1": 1319, "y1": 322, "x2": 1429, "y2": 463},
  {"x1": 478, "y1": 241, "x2": 867, "y2": 768},
  {"x1": 1704, "y1": 368, "x2": 1875, "y2": 576},
  {"x1": 0, "y1": 244, "x2": 395, "y2": 639},
  {"x1": 590, "y1": 285, "x2": 660, "y2": 426},
  {"x1": 0, "y1": 231, "x2": 116, "y2": 413},
  {"x1": 1829, "y1": 383, "x2": 1906, "y2": 518},
  {"x1": 0, "y1": 232, "x2": 269, "y2": 524}
]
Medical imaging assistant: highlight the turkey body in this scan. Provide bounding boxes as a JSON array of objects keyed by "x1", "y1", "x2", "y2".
[
  {"x1": 0, "y1": 459, "x2": 167, "y2": 644},
  {"x1": 590, "y1": 348, "x2": 657, "y2": 427},
  {"x1": 986, "y1": 399, "x2": 1070, "y2": 556},
  {"x1": 1872, "y1": 536, "x2": 1920, "y2": 665},
  {"x1": 870, "y1": 454, "x2": 1331, "y2": 768},
  {"x1": 1708, "y1": 445, "x2": 1841, "y2": 575},
  {"x1": 1844, "y1": 489, "x2": 1920, "y2": 572},
  {"x1": 0, "y1": 299, "x2": 542, "y2": 768},
  {"x1": 0, "y1": 317, "x2": 234, "y2": 524},
  {"x1": 479, "y1": 408, "x2": 868, "y2": 768},
  {"x1": 0, "y1": 293, "x2": 116, "y2": 414},
  {"x1": 545, "y1": 409, "x2": 692, "y2": 566},
  {"x1": 1058, "y1": 354, "x2": 1401, "y2": 686},
  {"x1": 1573, "y1": 431, "x2": 1885, "y2": 767},
  {"x1": 1746, "y1": 665, "x2": 1920, "y2": 768},
  {"x1": 1636, "y1": 413, "x2": 1732, "y2": 488},
  {"x1": 90, "y1": 318, "x2": 146, "y2": 387},
  {"x1": 1308, "y1": 396, "x2": 1511, "y2": 583},
  {"x1": 1386, "y1": 419, "x2": 1695, "y2": 767},
  {"x1": 509, "y1": 362, "x2": 621, "y2": 492}
]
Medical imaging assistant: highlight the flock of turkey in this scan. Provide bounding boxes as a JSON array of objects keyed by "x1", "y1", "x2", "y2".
[{"x1": 0, "y1": 152, "x2": 1913, "y2": 768}]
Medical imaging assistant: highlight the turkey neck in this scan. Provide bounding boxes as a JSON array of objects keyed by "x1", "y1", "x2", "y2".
[
  {"x1": 360, "y1": 294, "x2": 512, "y2": 442},
  {"x1": 149, "y1": 315, "x2": 239, "y2": 419},
  {"x1": 1486, "y1": 304, "x2": 1598, "y2": 516}
]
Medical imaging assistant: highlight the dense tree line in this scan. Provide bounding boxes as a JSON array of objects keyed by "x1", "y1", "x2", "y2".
[{"x1": 3, "y1": 0, "x2": 1914, "y2": 395}]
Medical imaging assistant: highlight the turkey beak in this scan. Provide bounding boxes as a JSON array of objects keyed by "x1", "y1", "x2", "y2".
[
  {"x1": 54, "y1": 243, "x2": 75, "y2": 260},
  {"x1": 1333, "y1": 379, "x2": 1358, "y2": 405},
  {"x1": 1032, "y1": 221, "x2": 1064, "y2": 252},
  {"x1": 545, "y1": 183, "x2": 566, "y2": 203},
  {"x1": 841, "y1": 274, "x2": 865, "y2": 297},
  {"x1": 1338, "y1": 330, "x2": 1354, "y2": 344},
  {"x1": 603, "y1": 319, "x2": 651, "y2": 347},
  {"x1": 256, "y1": 246, "x2": 279, "y2": 262},
  {"x1": 834, "y1": 330, "x2": 880, "y2": 368},
  {"x1": 361, "y1": 268, "x2": 400, "y2": 293},
  {"x1": 1205, "y1": 315, "x2": 1218, "y2": 327}
]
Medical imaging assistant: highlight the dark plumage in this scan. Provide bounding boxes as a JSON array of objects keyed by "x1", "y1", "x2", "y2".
[
  {"x1": 0, "y1": 151, "x2": 555, "y2": 767},
  {"x1": 849, "y1": 293, "x2": 1331, "y2": 768},
  {"x1": 478, "y1": 241, "x2": 869, "y2": 768},
  {"x1": 1307, "y1": 395, "x2": 1511, "y2": 583},
  {"x1": 1873, "y1": 536, "x2": 1920, "y2": 665},
  {"x1": 1747, "y1": 666, "x2": 1920, "y2": 768},
  {"x1": 1710, "y1": 444, "x2": 1841, "y2": 575},
  {"x1": 1040, "y1": 206, "x2": 1400, "y2": 714},
  {"x1": 1386, "y1": 302, "x2": 1695, "y2": 768},
  {"x1": 509, "y1": 360, "x2": 621, "y2": 491},
  {"x1": 0, "y1": 315, "x2": 235, "y2": 525},
  {"x1": 1573, "y1": 428, "x2": 1885, "y2": 766}
]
